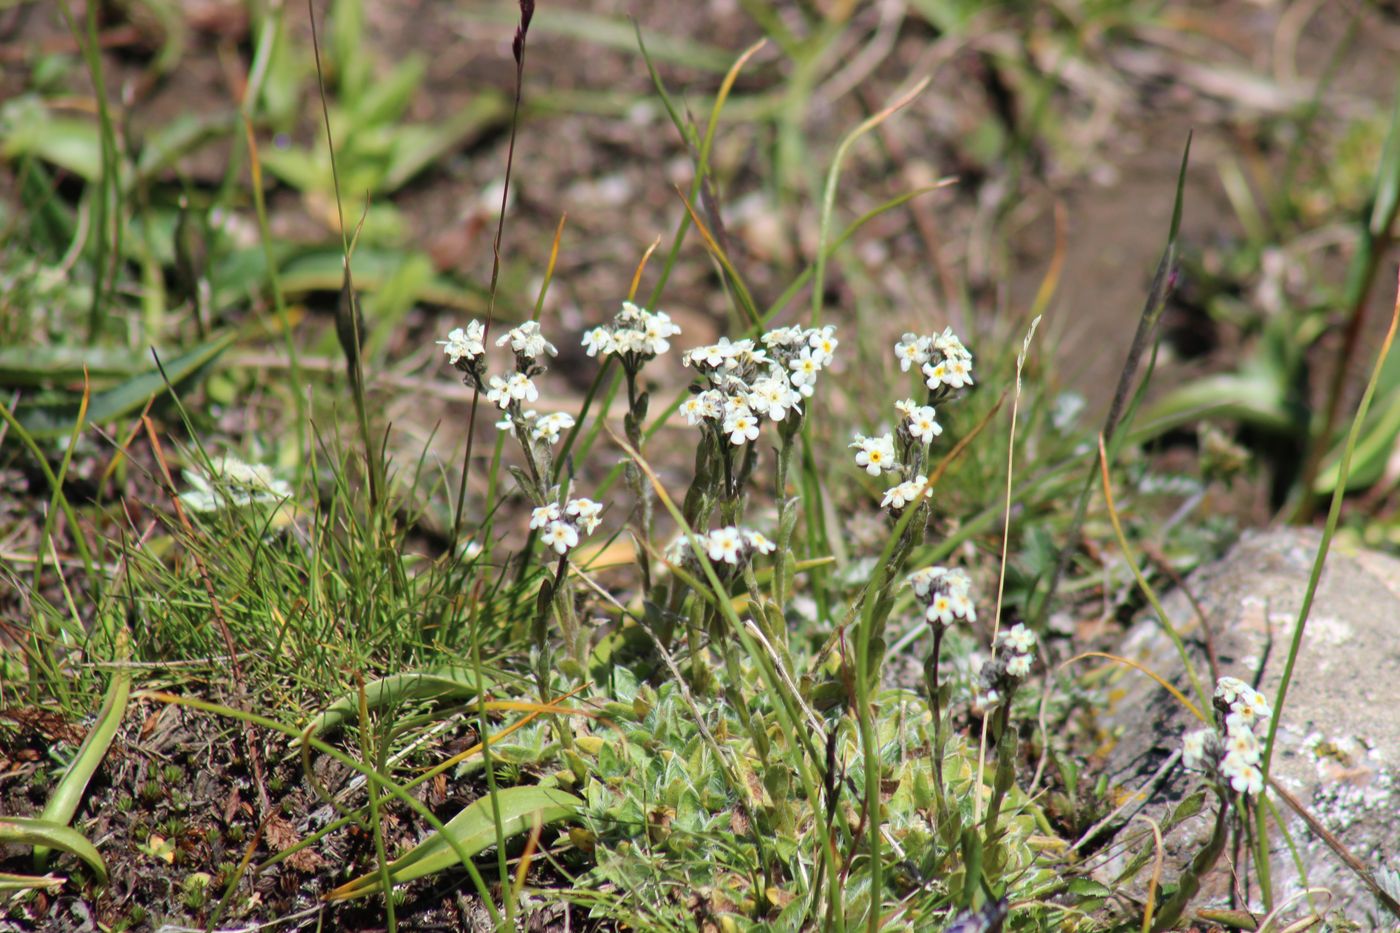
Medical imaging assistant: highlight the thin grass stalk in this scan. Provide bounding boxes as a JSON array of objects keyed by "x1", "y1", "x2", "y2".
[
  {"x1": 58, "y1": 0, "x2": 121, "y2": 341},
  {"x1": 1033, "y1": 134, "x2": 1192, "y2": 629},
  {"x1": 304, "y1": 0, "x2": 382, "y2": 510},
  {"x1": 452, "y1": 1, "x2": 533, "y2": 548},
  {"x1": 809, "y1": 78, "x2": 929, "y2": 328},
  {"x1": 240, "y1": 4, "x2": 308, "y2": 465},
  {"x1": 1096, "y1": 435, "x2": 1211, "y2": 719},
  {"x1": 472, "y1": 606, "x2": 513, "y2": 929},
  {"x1": 357, "y1": 682, "x2": 397, "y2": 932},
  {"x1": 1257, "y1": 271, "x2": 1400, "y2": 907}
]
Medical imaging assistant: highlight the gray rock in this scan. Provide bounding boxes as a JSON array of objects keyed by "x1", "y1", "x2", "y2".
[{"x1": 1093, "y1": 528, "x2": 1400, "y2": 928}]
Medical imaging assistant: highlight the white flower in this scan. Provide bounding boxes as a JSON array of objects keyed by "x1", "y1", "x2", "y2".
[
  {"x1": 947, "y1": 590, "x2": 976, "y2": 623},
  {"x1": 1221, "y1": 752, "x2": 1263, "y2": 795},
  {"x1": 637, "y1": 307, "x2": 681, "y2": 356},
  {"x1": 906, "y1": 405, "x2": 942, "y2": 442},
  {"x1": 747, "y1": 371, "x2": 802, "y2": 421},
  {"x1": 180, "y1": 455, "x2": 292, "y2": 512},
  {"x1": 684, "y1": 337, "x2": 742, "y2": 370},
  {"x1": 1225, "y1": 728, "x2": 1261, "y2": 764},
  {"x1": 944, "y1": 568, "x2": 973, "y2": 595},
  {"x1": 761, "y1": 325, "x2": 807, "y2": 348},
  {"x1": 999, "y1": 623, "x2": 1037, "y2": 655},
  {"x1": 581, "y1": 326, "x2": 614, "y2": 358},
  {"x1": 808, "y1": 325, "x2": 838, "y2": 364},
  {"x1": 542, "y1": 520, "x2": 579, "y2": 555},
  {"x1": 894, "y1": 333, "x2": 930, "y2": 372},
  {"x1": 942, "y1": 355, "x2": 974, "y2": 388},
  {"x1": 932, "y1": 327, "x2": 969, "y2": 358},
  {"x1": 850, "y1": 433, "x2": 897, "y2": 476},
  {"x1": 1215, "y1": 676, "x2": 1250, "y2": 706},
  {"x1": 880, "y1": 475, "x2": 928, "y2": 511},
  {"x1": 926, "y1": 593, "x2": 956, "y2": 626},
  {"x1": 706, "y1": 526, "x2": 743, "y2": 565},
  {"x1": 530, "y1": 503, "x2": 561, "y2": 529},
  {"x1": 506, "y1": 372, "x2": 539, "y2": 403},
  {"x1": 496, "y1": 320, "x2": 557, "y2": 359},
  {"x1": 566, "y1": 497, "x2": 603, "y2": 535},
  {"x1": 906, "y1": 567, "x2": 945, "y2": 598},
  {"x1": 1006, "y1": 653, "x2": 1033, "y2": 678},
  {"x1": 486, "y1": 374, "x2": 513, "y2": 410},
  {"x1": 664, "y1": 535, "x2": 691, "y2": 564},
  {"x1": 744, "y1": 530, "x2": 776, "y2": 554},
  {"x1": 532, "y1": 412, "x2": 575, "y2": 445},
  {"x1": 497, "y1": 409, "x2": 538, "y2": 435},
  {"x1": 788, "y1": 348, "x2": 823, "y2": 388},
  {"x1": 437, "y1": 321, "x2": 485, "y2": 365},
  {"x1": 680, "y1": 392, "x2": 721, "y2": 426},
  {"x1": 1182, "y1": 728, "x2": 1212, "y2": 770},
  {"x1": 894, "y1": 398, "x2": 919, "y2": 419},
  {"x1": 724, "y1": 406, "x2": 761, "y2": 446}
]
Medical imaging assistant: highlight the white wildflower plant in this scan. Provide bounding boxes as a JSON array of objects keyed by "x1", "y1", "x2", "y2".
[
  {"x1": 180, "y1": 455, "x2": 293, "y2": 514},
  {"x1": 580, "y1": 300, "x2": 682, "y2": 373},
  {"x1": 1182, "y1": 675, "x2": 1273, "y2": 797},
  {"x1": 674, "y1": 322, "x2": 840, "y2": 518},
  {"x1": 856, "y1": 327, "x2": 973, "y2": 517},
  {"x1": 978, "y1": 623, "x2": 1038, "y2": 707},
  {"x1": 533, "y1": 495, "x2": 604, "y2": 557},
  {"x1": 665, "y1": 526, "x2": 776, "y2": 575},
  {"x1": 906, "y1": 566, "x2": 977, "y2": 629}
]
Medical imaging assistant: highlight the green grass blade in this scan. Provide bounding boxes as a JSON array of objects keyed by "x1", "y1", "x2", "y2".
[
  {"x1": 13, "y1": 331, "x2": 237, "y2": 440},
  {"x1": 326, "y1": 786, "x2": 581, "y2": 900},
  {"x1": 35, "y1": 629, "x2": 130, "y2": 869},
  {"x1": 1, "y1": 818, "x2": 108, "y2": 884},
  {"x1": 294, "y1": 668, "x2": 492, "y2": 746},
  {"x1": 1257, "y1": 275, "x2": 1400, "y2": 910},
  {"x1": 809, "y1": 76, "x2": 930, "y2": 327}
]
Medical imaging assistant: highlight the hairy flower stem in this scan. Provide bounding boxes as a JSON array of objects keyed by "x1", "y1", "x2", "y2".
[
  {"x1": 1151, "y1": 794, "x2": 1231, "y2": 932},
  {"x1": 981, "y1": 701, "x2": 1016, "y2": 852},
  {"x1": 623, "y1": 369, "x2": 653, "y2": 591},
  {"x1": 925, "y1": 624, "x2": 948, "y2": 820},
  {"x1": 772, "y1": 428, "x2": 797, "y2": 617}
]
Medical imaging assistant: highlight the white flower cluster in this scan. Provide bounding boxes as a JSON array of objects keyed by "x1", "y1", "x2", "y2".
[
  {"x1": 180, "y1": 455, "x2": 293, "y2": 513},
  {"x1": 439, "y1": 319, "x2": 560, "y2": 417},
  {"x1": 906, "y1": 566, "x2": 977, "y2": 628},
  {"x1": 665, "y1": 526, "x2": 776, "y2": 569},
  {"x1": 894, "y1": 398, "x2": 943, "y2": 443},
  {"x1": 979, "y1": 623, "x2": 1038, "y2": 705},
  {"x1": 996, "y1": 624, "x2": 1037, "y2": 678},
  {"x1": 495, "y1": 410, "x2": 576, "y2": 446},
  {"x1": 850, "y1": 433, "x2": 897, "y2": 476},
  {"x1": 881, "y1": 474, "x2": 929, "y2": 511},
  {"x1": 894, "y1": 326, "x2": 974, "y2": 395},
  {"x1": 529, "y1": 497, "x2": 603, "y2": 555},
  {"x1": 438, "y1": 320, "x2": 486, "y2": 368},
  {"x1": 497, "y1": 320, "x2": 557, "y2": 362},
  {"x1": 679, "y1": 325, "x2": 838, "y2": 445},
  {"x1": 1182, "y1": 676, "x2": 1273, "y2": 796},
  {"x1": 855, "y1": 399, "x2": 945, "y2": 513},
  {"x1": 581, "y1": 301, "x2": 682, "y2": 369}
]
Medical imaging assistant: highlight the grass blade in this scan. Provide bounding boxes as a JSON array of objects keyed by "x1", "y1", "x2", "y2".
[
  {"x1": 294, "y1": 668, "x2": 492, "y2": 746},
  {"x1": 34, "y1": 628, "x2": 130, "y2": 869},
  {"x1": 13, "y1": 332, "x2": 237, "y2": 440},
  {"x1": 1, "y1": 818, "x2": 108, "y2": 884},
  {"x1": 324, "y1": 786, "x2": 581, "y2": 901}
]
